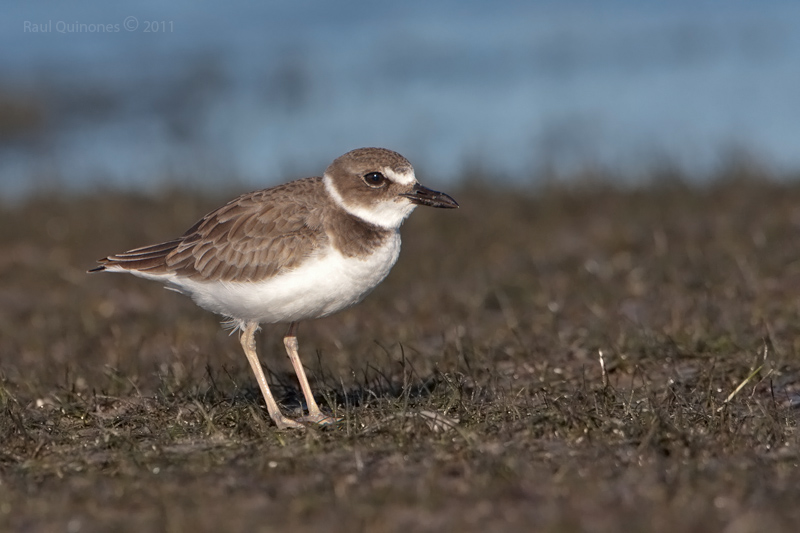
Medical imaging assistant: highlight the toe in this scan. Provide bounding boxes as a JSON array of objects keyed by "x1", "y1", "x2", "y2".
[
  {"x1": 274, "y1": 416, "x2": 306, "y2": 430},
  {"x1": 300, "y1": 412, "x2": 341, "y2": 426}
]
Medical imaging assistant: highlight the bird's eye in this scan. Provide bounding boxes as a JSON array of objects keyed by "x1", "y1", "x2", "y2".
[{"x1": 363, "y1": 172, "x2": 387, "y2": 187}]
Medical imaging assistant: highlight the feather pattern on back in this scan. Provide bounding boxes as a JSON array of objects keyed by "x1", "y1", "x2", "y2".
[
  {"x1": 91, "y1": 176, "x2": 394, "y2": 283},
  {"x1": 94, "y1": 177, "x2": 330, "y2": 282}
]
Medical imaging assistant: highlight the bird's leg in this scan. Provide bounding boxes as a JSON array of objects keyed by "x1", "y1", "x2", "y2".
[
  {"x1": 284, "y1": 322, "x2": 339, "y2": 425},
  {"x1": 240, "y1": 321, "x2": 303, "y2": 430}
]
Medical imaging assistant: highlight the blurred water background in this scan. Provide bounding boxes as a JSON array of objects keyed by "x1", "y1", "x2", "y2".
[{"x1": 1, "y1": 0, "x2": 799, "y2": 199}]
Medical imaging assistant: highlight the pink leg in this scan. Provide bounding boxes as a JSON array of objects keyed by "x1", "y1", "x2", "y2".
[
  {"x1": 240, "y1": 322, "x2": 303, "y2": 430},
  {"x1": 283, "y1": 322, "x2": 339, "y2": 425}
]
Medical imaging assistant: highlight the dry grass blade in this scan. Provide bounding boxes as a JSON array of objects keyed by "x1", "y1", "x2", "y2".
[{"x1": 717, "y1": 364, "x2": 765, "y2": 412}]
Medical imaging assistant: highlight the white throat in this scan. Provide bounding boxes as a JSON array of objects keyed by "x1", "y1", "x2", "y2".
[{"x1": 323, "y1": 174, "x2": 417, "y2": 229}]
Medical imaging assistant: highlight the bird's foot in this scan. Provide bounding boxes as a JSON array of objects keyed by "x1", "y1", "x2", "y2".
[
  {"x1": 299, "y1": 411, "x2": 341, "y2": 426},
  {"x1": 273, "y1": 415, "x2": 306, "y2": 430}
]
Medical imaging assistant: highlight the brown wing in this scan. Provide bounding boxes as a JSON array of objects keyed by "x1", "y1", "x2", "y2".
[
  {"x1": 89, "y1": 239, "x2": 184, "y2": 274},
  {"x1": 92, "y1": 177, "x2": 331, "y2": 282}
]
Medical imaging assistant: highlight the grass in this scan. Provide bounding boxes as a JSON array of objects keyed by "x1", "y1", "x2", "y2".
[{"x1": 1, "y1": 173, "x2": 799, "y2": 532}]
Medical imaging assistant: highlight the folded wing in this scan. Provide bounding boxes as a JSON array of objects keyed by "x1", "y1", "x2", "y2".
[{"x1": 91, "y1": 178, "x2": 328, "y2": 283}]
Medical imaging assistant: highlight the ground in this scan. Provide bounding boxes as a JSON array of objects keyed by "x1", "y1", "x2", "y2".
[{"x1": 1, "y1": 172, "x2": 799, "y2": 532}]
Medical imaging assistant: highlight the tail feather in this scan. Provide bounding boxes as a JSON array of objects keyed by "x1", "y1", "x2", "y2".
[
  {"x1": 109, "y1": 240, "x2": 181, "y2": 258},
  {"x1": 88, "y1": 239, "x2": 181, "y2": 274}
]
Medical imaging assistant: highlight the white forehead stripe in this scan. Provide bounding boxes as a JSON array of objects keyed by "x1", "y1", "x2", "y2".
[{"x1": 385, "y1": 168, "x2": 416, "y2": 186}]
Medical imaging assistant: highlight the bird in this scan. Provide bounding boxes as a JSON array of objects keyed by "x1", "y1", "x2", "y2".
[{"x1": 89, "y1": 147, "x2": 459, "y2": 429}]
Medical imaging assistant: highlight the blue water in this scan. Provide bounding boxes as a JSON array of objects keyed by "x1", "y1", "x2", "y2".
[{"x1": 1, "y1": 0, "x2": 799, "y2": 198}]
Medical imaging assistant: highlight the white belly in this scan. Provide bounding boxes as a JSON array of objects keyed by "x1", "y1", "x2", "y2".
[{"x1": 140, "y1": 233, "x2": 402, "y2": 325}]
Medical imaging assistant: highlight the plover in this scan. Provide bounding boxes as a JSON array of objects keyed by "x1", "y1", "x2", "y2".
[{"x1": 89, "y1": 147, "x2": 458, "y2": 429}]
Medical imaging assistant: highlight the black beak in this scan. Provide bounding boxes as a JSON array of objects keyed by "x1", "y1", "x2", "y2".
[{"x1": 401, "y1": 183, "x2": 459, "y2": 209}]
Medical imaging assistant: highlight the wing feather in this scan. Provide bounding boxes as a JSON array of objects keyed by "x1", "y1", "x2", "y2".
[{"x1": 92, "y1": 177, "x2": 331, "y2": 282}]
